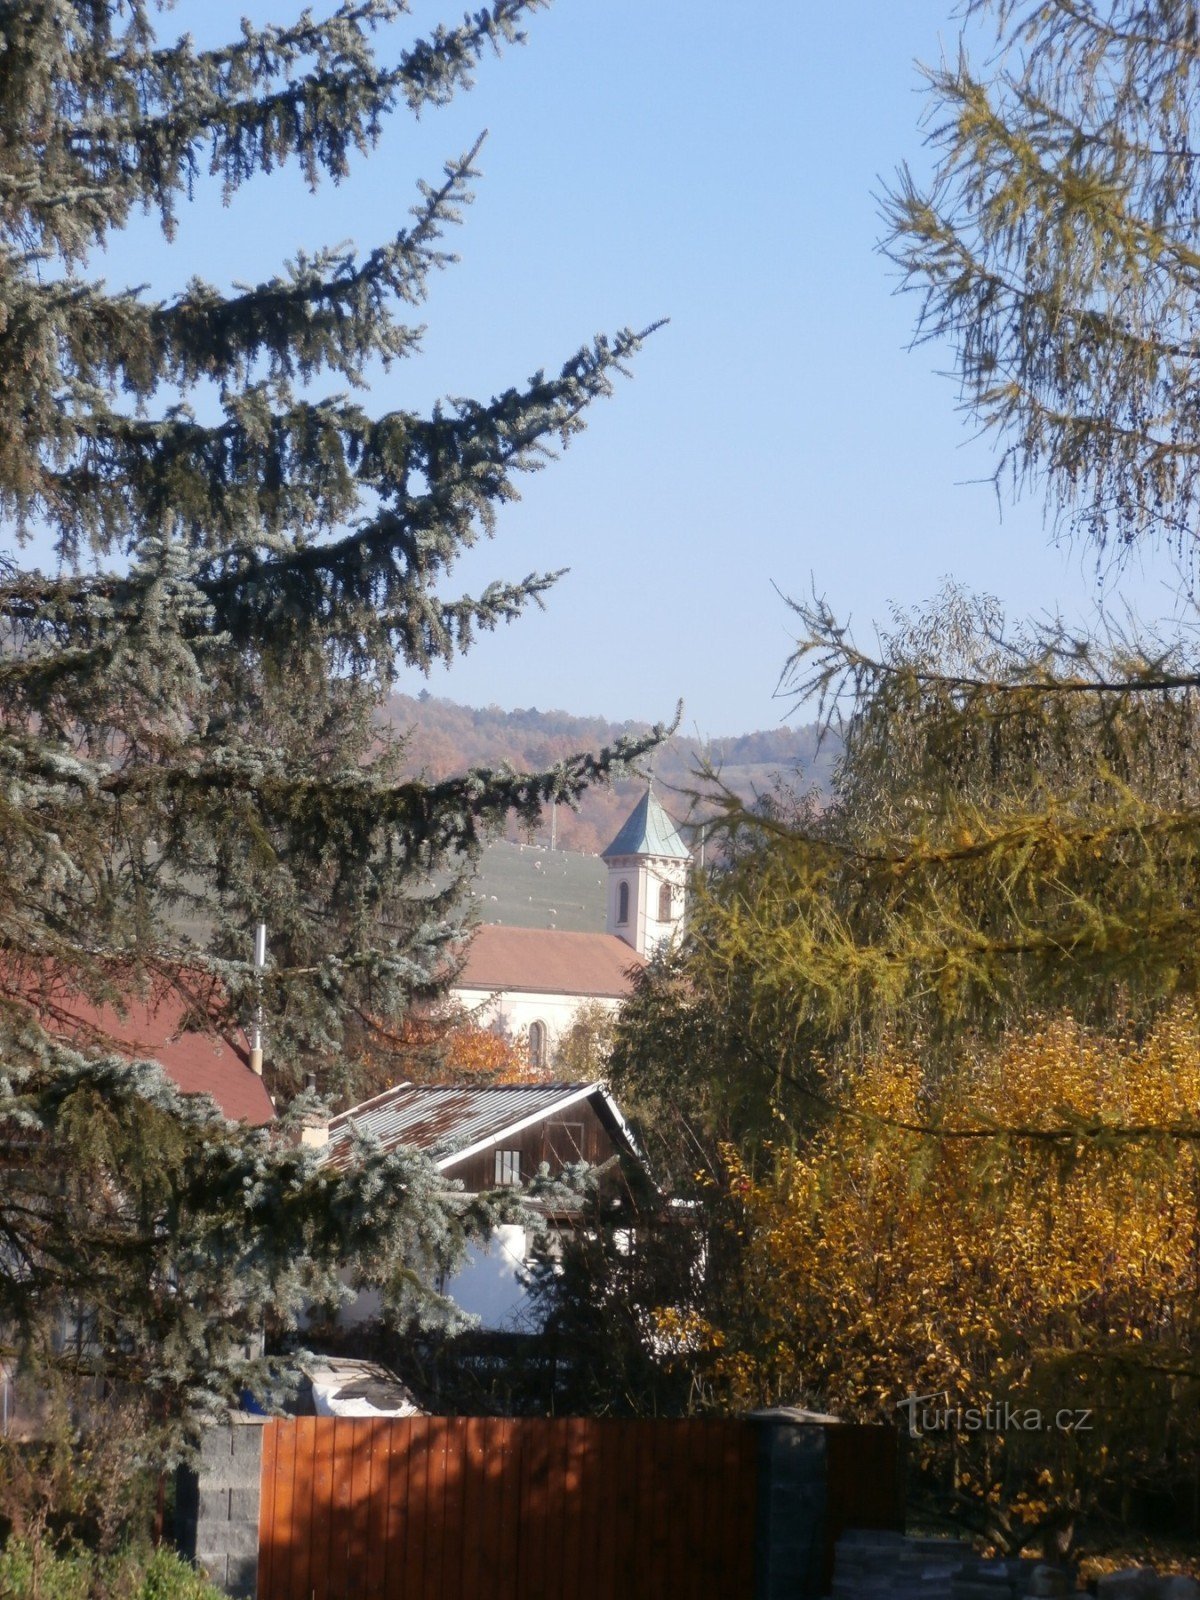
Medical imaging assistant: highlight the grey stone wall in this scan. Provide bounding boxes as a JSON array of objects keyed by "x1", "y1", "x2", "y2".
[{"x1": 175, "y1": 1416, "x2": 264, "y2": 1600}]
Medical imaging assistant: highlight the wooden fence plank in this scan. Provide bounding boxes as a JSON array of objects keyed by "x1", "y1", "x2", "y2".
[
  {"x1": 682, "y1": 1420, "x2": 710, "y2": 1600},
  {"x1": 257, "y1": 1419, "x2": 280, "y2": 1600},
  {"x1": 543, "y1": 1420, "x2": 569, "y2": 1599},
  {"x1": 608, "y1": 1419, "x2": 638, "y2": 1600},
  {"x1": 734, "y1": 1422, "x2": 759, "y2": 1598},
  {"x1": 268, "y1": 1413, "x2": 298, "y2": 1600},
  {"x1": 420, "y1": 1418, "x2": 448, "y2": 1600},
  {"x1": 289, "y1": 1417, "x2": 318, "y2": 1600},
  {"x1": 651, "y1": 1419, "x2": 677, "y2": 1599},
  {"x1": 383, "y1": 1420, "x2": 412, "y2": 1600},
  {"x1": 588, "y1": 1420, "x2": 618, "y2": 1600},
  {"x1": 648, "y1": 1417, "x2": 672, "y2": 1600},
  {"x1": 361, "y1": 1418, "x2": 391, "y2": 1600},
  {"x1": 342, "y1": 1415, "x2": 374, "y2": 1596},
  {"x1": 492, "y1": 1419, "x2": 521, "y2": 1600},
  {"x1": 722, "y1": 1421, "x2": 751, "y2": 1600},
  {"x1": 302, "y1": 1420, "x2": 336, "y2": 1593},
  {"x1": 516, "y1": 1416, "x2": 551, "y2": 1599},
  {"x1": 663, "y1": 1420, "x2": 691, "y2": 1599},
  {"x1": 439, "y1": 1417, "x2": 467, "y2": 1600},
  {"x1": 560, "y1": 1416, "x2": 587, "y2": 1600},
  {"x1": 457, "y1": 1417, "x2": 486, "y2": 1600},
  {"x1": 325, "y1": 1417, "x2": 353, "y2": 1599},
  {"x1": 404, "y1": 1419, "x2": 429, "y2": 1600}
]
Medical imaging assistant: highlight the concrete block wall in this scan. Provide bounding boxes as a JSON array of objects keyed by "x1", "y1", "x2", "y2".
[{"x1": 176, "y1": 1417, "x2": 264, "y2": 1600}]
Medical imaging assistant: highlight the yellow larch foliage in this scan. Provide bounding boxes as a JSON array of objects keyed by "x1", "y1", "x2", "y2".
[{"x1": 712, "y1": 1008, "x2": 1200, "y2": 1545}]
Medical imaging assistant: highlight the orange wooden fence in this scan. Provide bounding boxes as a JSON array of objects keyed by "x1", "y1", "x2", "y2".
[{"x1": 258, "y1": 1415, "x2": 759, "y2": 1600}]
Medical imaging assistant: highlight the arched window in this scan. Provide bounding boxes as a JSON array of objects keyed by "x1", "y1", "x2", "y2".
[
  {"x1": 658, "y1": 881, "x2": 673, "y2": 923},
  {"x1": 528, "y1": 1020, "x2": 547, "y2": 1070},
  {"x1": 617, "y1": 880, "x2": 630, "y2": 924}
]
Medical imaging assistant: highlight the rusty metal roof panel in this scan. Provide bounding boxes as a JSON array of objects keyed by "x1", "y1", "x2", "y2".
[{"x1": 321, "y1": 1081, "x2": 600, "y2": 1170}]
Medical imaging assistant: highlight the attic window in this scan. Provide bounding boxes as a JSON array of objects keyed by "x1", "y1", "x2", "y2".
[
  {"x1": 495, "y1": 1149, "x2": 521, "y2": 1186},
  {"x1": 617, "y1": 881, "x2": 630, "y2": 924},
  {"x1": 657, "y1": 882, "x2": 672, "y2": 922}
]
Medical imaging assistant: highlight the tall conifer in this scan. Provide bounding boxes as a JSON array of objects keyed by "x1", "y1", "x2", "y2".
[{"x1": 0, "y1": 1, "x2": 660, "y2": 1426}]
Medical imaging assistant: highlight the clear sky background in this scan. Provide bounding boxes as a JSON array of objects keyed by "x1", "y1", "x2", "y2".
[{"x1": 91, "y1": 1, "x2": 1187, "y2": 736}]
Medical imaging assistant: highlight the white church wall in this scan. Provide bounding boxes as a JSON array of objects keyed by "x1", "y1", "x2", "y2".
[
  {"x1": 606, "y1": 854, "x2": 688, "y2": 958},
  {"x1": 607, "y1": 859, "x2": 642, "y2": 952},
  {"x1": 448, "y1": 985, "x2": 622, "y2": 1067}
]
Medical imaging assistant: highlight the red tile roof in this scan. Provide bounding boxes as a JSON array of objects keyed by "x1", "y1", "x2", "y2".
[
  {"x1": 30, "y1": 988, "x2": 275, "y2": 1126},
  {"x1": 453, "y1": 925, "x2": 644, "y2": 1000}
]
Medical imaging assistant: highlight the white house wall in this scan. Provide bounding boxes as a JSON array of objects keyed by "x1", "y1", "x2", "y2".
[
  {"x1": 442, "y1": 1224, "x2": 539, "y2": 1332},
  {"x1": 328, "y1": 1224, "x2": 540, "y2": 1335}
]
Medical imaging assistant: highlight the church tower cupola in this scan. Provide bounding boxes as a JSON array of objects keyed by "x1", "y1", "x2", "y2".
[{"x1": 601, "y1": 785, "x2": 690, "y2": 957}]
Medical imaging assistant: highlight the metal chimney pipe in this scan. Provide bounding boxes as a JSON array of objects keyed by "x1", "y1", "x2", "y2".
[{"x1": 249, "y1": 921, "x2": 267, "y2": 1076}]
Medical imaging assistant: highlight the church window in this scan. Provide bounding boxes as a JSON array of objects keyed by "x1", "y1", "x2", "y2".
[
  {"x1": 617, "y1": 881, "x2": 629, "y2": 924},
  {"x1": 658, "y1": 882, "x2": 673, "y2": 922},
  {"x1": 528, "y1": 1020, "x2": 547, "y2": 1069}
]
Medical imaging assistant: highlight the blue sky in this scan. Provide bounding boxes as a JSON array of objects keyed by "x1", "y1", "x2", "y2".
[{"x1": 93, "y1": 1, "x2": 1184, "y2": 736}]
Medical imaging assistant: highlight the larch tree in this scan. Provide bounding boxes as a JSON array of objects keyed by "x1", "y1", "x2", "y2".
[
  {"x1": 610, "y1": 0, "x2": 1200, "y2": 1548},
  {"x1": 0, "y1": 0, "x2": 661, "y2": 1435},
  {"x1": 885, "y1": 0, "x2": 1200, "y2": 566},
  {"x1": 617, "y1": 0, "x2": 1200, "y2": 1156}
]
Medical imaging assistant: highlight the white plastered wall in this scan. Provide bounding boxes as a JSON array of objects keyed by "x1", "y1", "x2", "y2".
[
  {"x1": 606, "y1": 854, "x2": 689, "y2": 958},
  {"x1": 448, "y1": 985, "x2": 623, "y2": 1065},
  {"x1": 323, "y1": 1225, "x2": 540, "y2": 1333}
]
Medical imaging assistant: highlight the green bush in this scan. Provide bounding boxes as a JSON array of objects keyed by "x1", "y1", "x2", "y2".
[{"x1": 0, "y1": 1540, "x2": 223, "y2": 1600}]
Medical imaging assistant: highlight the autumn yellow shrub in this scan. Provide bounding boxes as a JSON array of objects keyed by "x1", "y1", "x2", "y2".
[{"x1": 699, "y1": 1008, "x2": 1200, "y2": 1551}]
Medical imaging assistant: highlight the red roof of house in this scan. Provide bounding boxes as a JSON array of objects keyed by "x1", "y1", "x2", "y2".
[
  {"x1": 452, "y1": 925, "x2": 644, "y2": 1000},
  {"x1": 31, "y1": 988, "x2": 275, "y2": 1126}
]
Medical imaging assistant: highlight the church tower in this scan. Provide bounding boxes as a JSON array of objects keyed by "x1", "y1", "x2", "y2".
[{"x1": 601, "y1": 784, "x2": 691, "y2": 958}]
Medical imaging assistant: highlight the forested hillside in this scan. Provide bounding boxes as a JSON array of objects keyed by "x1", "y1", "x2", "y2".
[{"x1": 385, "y1": 693, "x2": 833, "y2": 854}]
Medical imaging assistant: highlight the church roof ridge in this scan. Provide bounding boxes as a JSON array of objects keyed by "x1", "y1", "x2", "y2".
[{"x1": 601, "y1": 786, "x2": 690, "y2": 861}]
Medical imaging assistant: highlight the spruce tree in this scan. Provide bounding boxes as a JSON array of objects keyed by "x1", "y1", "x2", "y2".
[{"x1": 0, "y1": 1, "x2": 660, "y2": 1431}]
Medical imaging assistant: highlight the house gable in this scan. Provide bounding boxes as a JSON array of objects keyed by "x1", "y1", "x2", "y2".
[
  {"x1": 442, "y1": 1094, "x2": 623, "y2": 1192},
  {"x1": 322, "y1": 1081, "x2": 642, "y2": 1192}
]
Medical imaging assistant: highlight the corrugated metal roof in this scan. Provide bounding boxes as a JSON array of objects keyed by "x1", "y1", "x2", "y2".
[
  {"x1": 601, "y1": 787, "x2": 690, "y2": 861},
  {"x1": 321, "y1": 1081, "x2": 603, "y2": 1170}
]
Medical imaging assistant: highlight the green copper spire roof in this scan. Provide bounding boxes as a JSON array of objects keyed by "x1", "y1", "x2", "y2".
[{"x1": 601, "y1": 786, "x2": 690, "y2": 861}]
